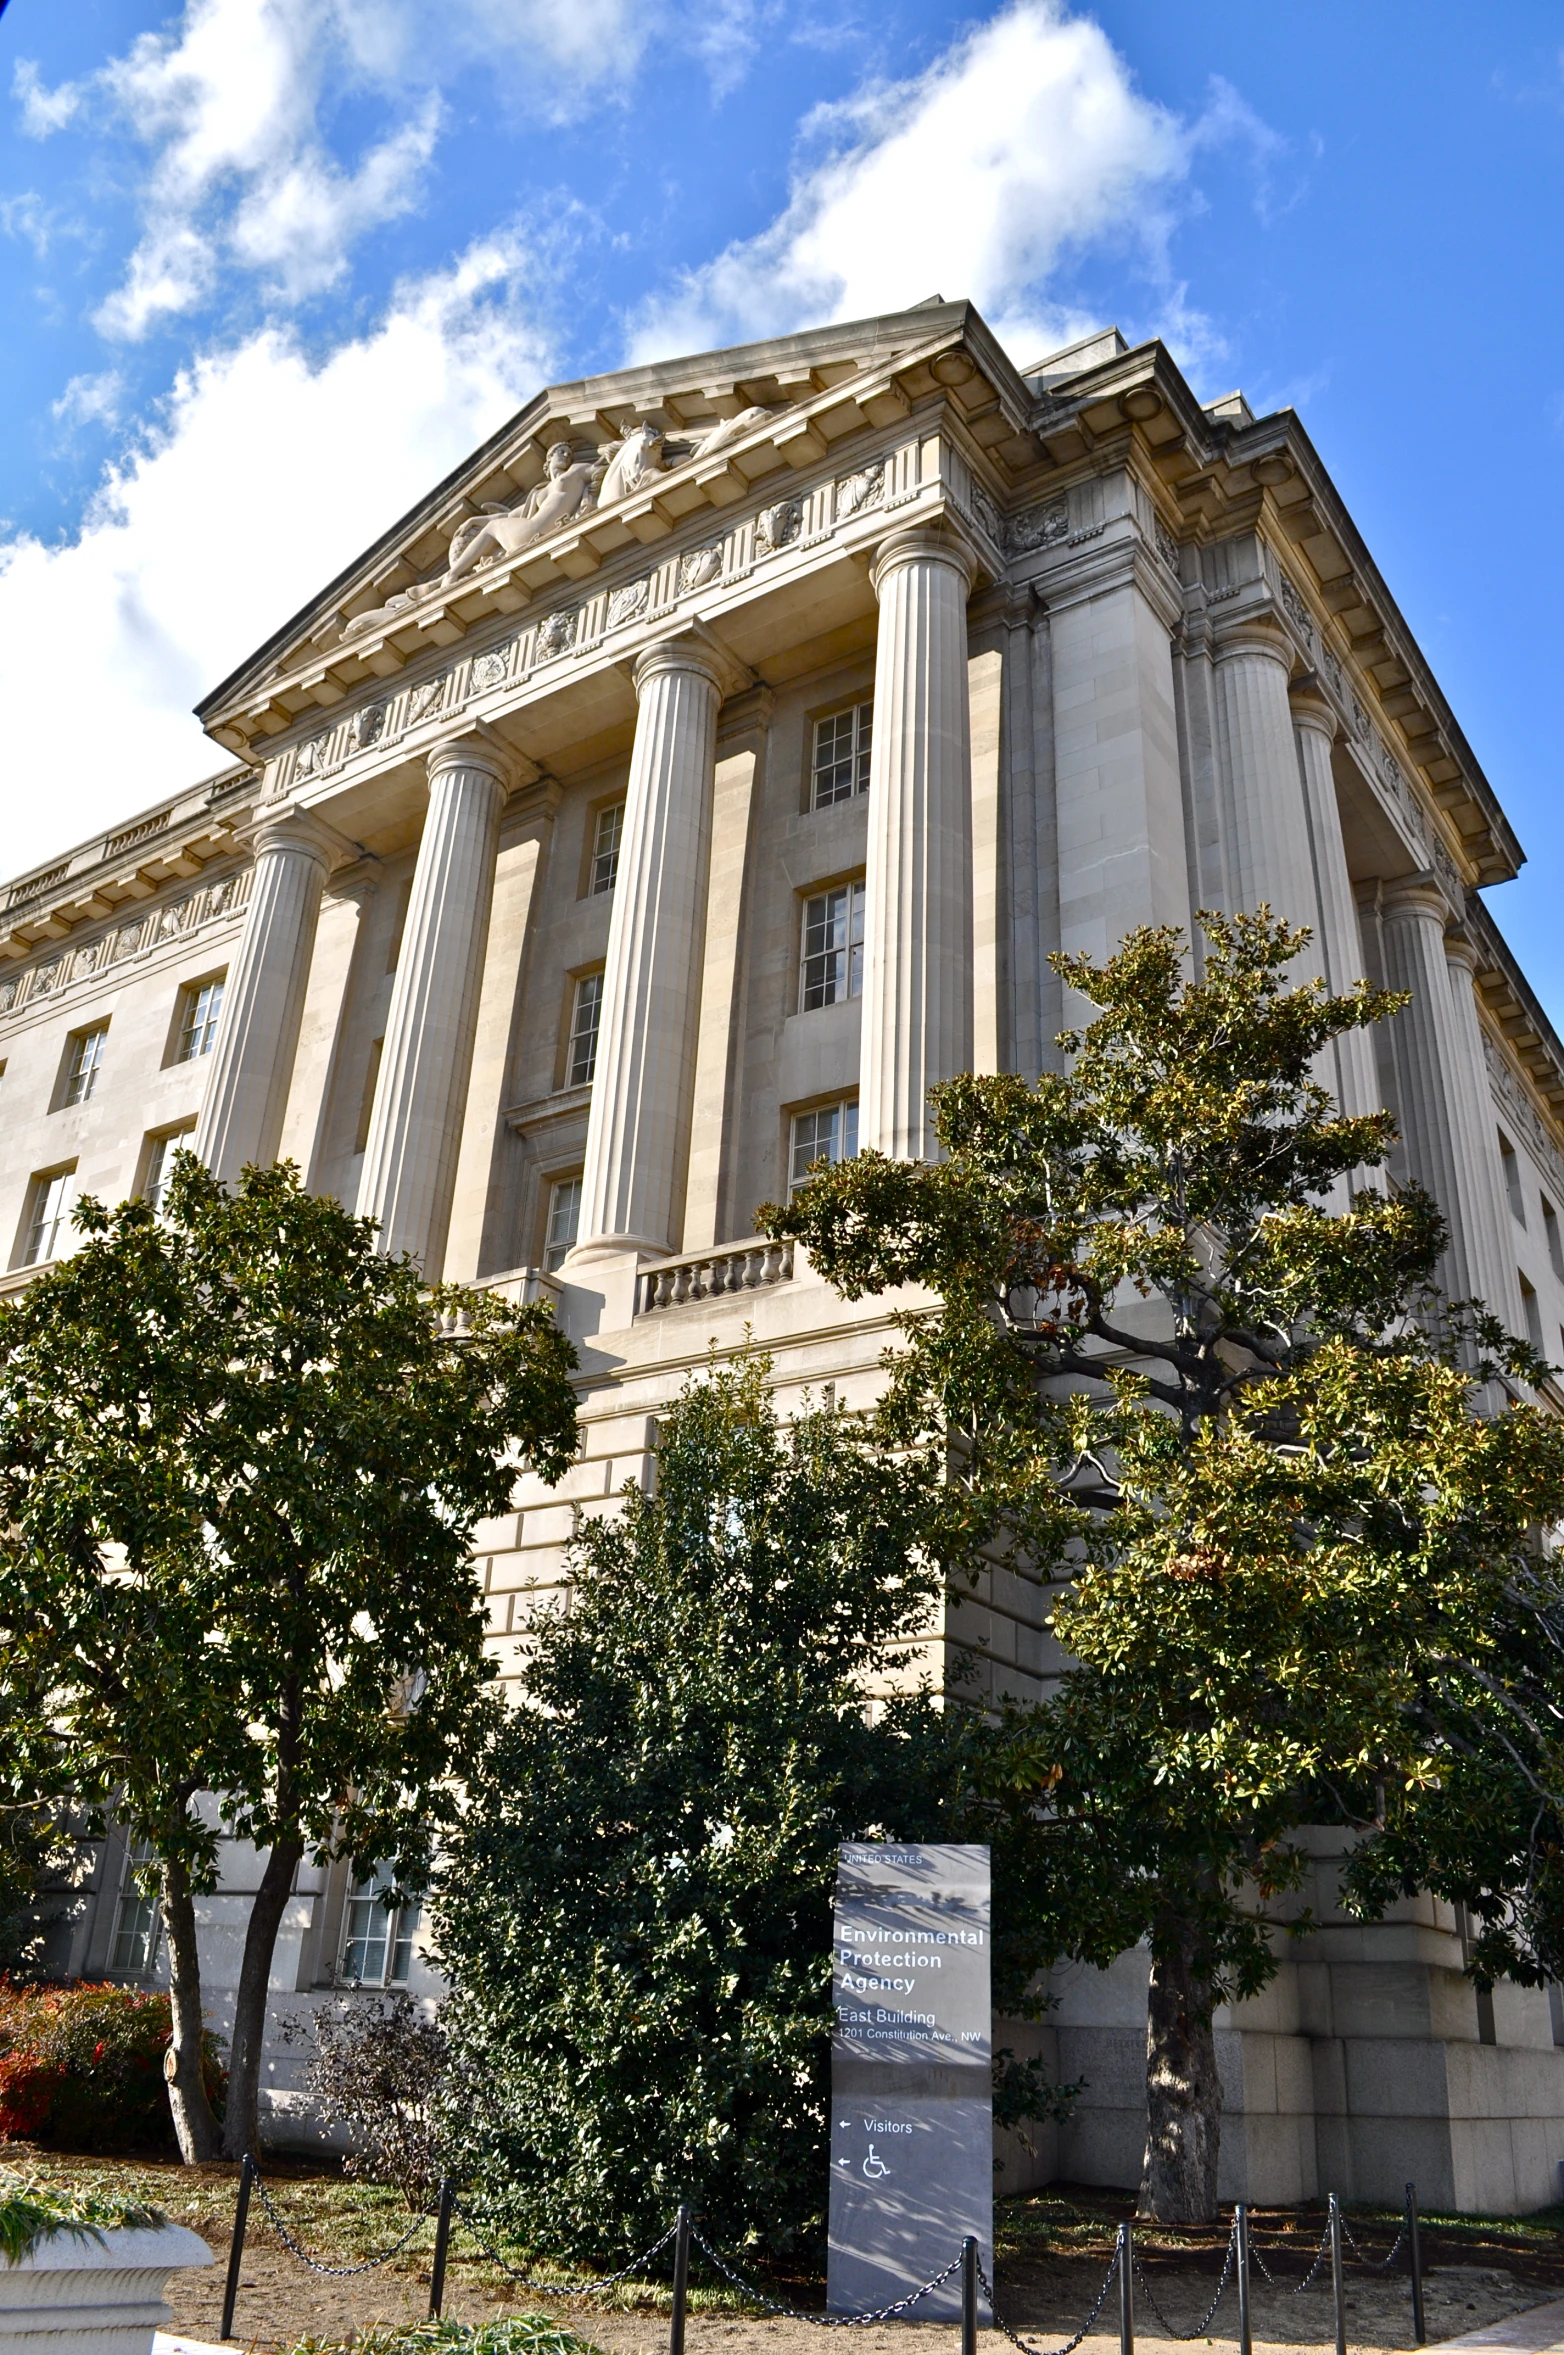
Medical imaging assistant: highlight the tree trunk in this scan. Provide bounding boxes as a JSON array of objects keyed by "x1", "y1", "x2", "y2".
[
  {"x1": 221, "y1": 1834, "x2": 306, "y2": 2161},
  {"x1": 1138, "y1": 1929, "x2": 1222, "y2": 2223},
  {"x1": 160, "y1": 1856, "x2": 222, "y2": 2163}
]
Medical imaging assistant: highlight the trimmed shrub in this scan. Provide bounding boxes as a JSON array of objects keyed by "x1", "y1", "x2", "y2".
[{"x1": 0, "y1": 1981, "x2": 225, "y2": 2152}]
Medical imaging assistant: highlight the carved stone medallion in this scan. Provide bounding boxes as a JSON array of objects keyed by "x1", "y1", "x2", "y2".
[
  {"x1": 469, "y1": 647, "x2": 511, "y2": 693},
  {"x1": 1009, "y1": 500, "x2": 1069, "y2": 553},
  {"x1": 678, "y1": 543, "x2": 723, "y2": 593},
  {"x1": 535, "y1": 609, "x2": 577, "y2": 659},
  {"x1": 606, "y1": 578, "x2": 651, "y2": 629},
  {"x1": 755, "y1": 498, "x2": 804, "y2": 553},
  {"x1": 836, "y1": 463, "x2": 885, "y2": 520},
  {"x1": 354, "y1": 702, "x2": 387, "y2": 748}
]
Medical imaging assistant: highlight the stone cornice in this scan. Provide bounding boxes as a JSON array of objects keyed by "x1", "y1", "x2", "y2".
[
  {"x1": 0, "y1": 769, "x2": 257, "y2": 964},
  {"x1": 1466, "y1": 891, "x2": 1564, "y2": 1142},
  {"x1": 196, "y1": 302, "x2": 1044, "y2": 750},
  {"x1": 1019, "y1": 337, "x2": 1520, "y2": 887}
]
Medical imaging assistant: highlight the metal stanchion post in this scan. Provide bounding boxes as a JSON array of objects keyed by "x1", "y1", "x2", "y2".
[
  {"x1": 670, "y1": 2204, "x2": 692, "y2": 2355},
  {"x1": 1236, "y1": 2205, "x2": 1252, "y2": 2355},
  {"x1": 1329, "y1": 2194, "x2": 1346, "y2": 2355},
  {"x1": 220, "y1": 2154, "x2": 254, "y2": 2343},
  {"x1": 1118, "y1": 2220, "x2": 1134, "y2": 2355},
  {"x1": 428, "y1": 2178, "x2": 455, "y2": 2321},
  {"x1": 1406, "y1": 2183, "x2": 1425, "y2": 2347},
  {"x1": 961, "y1": 2236, "x2": 978, "y2": 2355}
]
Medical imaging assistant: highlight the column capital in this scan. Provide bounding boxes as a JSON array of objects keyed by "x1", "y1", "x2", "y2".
[
  {"x1": 244, "y1": 804, "x2": 354, "y2": 872},
  {"x1": 1380, "y1": 870, "x2": 1458, "y2": 928},
  {"x1": 1442, "y1": 925, "x2": 1484, "y2": 978},
  {"x1": 1288, "y1": 674, "x2": 1337, "y2": 742},
  {"x1": 427, "y1": 721, "x2": 531, "y2": 792},
  {"x1": 632, "y1": 622, "x2": 750, "y2": 703},
  {"x1": 869, "y1": 518, "x2": 978, "y2": 599},
  {"x1": 1211, "y1": 609, "x2": 1294, "y2": 671}
]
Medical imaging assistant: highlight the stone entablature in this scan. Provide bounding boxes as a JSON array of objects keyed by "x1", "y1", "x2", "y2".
[
  {"x1": 0, "y1": 865, "x2": 253, "y2": 1022},
  {"x1": 1, "y1": 768, "x2": 255, "y2": 964}
]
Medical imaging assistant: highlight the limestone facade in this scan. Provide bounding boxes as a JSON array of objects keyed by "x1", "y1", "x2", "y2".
[{"x1": 8, "y1": 303, "x2": 1564, "y2": 2206}]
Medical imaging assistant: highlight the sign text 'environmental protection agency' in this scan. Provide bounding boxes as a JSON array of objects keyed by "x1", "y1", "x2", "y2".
[{"x1": 827, "y1": 1842, "x2": 992, "y2": 2320}]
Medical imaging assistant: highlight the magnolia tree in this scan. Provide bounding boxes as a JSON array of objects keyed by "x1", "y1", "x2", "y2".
[
  {"x1": 0, "y1": 1156, "x2": 578, "y2": 2163},
  {"x1": 766, "y1": 912, "x2": 1564, "y2": 2223}
]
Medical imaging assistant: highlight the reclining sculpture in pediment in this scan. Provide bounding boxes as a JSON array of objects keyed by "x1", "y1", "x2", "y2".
[{"x1": 338, "y1": 405, "x2": 781, "y2": 643}]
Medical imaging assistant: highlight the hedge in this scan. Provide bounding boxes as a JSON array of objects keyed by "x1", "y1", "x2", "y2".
[{"x1": 0, "y1": 1981, "x2": 225, "y2": 2152}]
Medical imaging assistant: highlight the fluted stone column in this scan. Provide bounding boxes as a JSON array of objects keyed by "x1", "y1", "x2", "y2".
[
  {"x1": 1380, "y1": 879, "x2": 1513, "y2": 1322},
  {"x1": 860, "y1": 524, "x2": 976, "y2": 1160},
  {"x1": 357, "y1": 733, "x2": 509, "y2": 1271},
  {"x1": 1212, "y1": 616, "x2": 1320, "y2": 941},
  {"x1": 1290, "y1": 682, "x2": 1379, "y2": 1129},
  {"x1": 1444, "y1": 927, "x2": 1520, "y2": 1330},
  {"x1": 571, "y1": 636, "x2": 722, "y2": 1261},
  {"x1": 194, "y1": 807, "x2": 338, "y2": 1184}
]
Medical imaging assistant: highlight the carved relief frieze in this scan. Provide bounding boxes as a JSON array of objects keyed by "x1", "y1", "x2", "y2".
[
  {"x1": 278, "y1": 431, "x2": 938, "y2": 793},
  {"x1": 1278, "y1": 570, "x2": 1315, "y2": 649},
  {"x1": 1154, "y1": 516, "x2": 1179, "y2": 570},
  {"x1": 1008, "y1": 498, "x2": 1069, "y2": 553},
  {"x1": 1483, "y1": 1030, "x2": 1564, "y2": 1203},
  {"x1": 0, "y1": 869, "x2": 252, "y2": 1019}
]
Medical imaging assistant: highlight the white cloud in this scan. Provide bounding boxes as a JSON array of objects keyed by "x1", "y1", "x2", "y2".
[
  {"x1": 0, "y1": 238, "x2": 556, "y2": 882},
  {"x1": 13, "y1": 59, "x2": 82, "y2": 137},
  {"x1": 51, "y1": 372, "x2": 125, "y2": 431},
  {"x1": 626, "y1": 0, "x2": 1204, "y2": 366},
  {"x1": 48, "y1": 0, "x2": 700, "y2": 342}
]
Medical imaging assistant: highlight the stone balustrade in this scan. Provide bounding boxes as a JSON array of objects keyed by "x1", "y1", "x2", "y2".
[{"x1": 635, "y1": 1237, "x2": 793, "y2": 1314}]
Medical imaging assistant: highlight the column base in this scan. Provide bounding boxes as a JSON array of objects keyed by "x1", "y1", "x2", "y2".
[{"x1": 555, "y1": 1235, "x2": 665, "y2": 1342}]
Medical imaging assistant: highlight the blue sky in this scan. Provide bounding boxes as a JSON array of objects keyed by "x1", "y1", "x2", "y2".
[{"x1": 3, "y1": 0, "x2": 1563, "y2": 1019}]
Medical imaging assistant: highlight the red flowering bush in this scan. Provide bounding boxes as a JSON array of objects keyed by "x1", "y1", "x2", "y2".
[{"x1": 0, "y1": 1981, "x2": 225, "y2": 2152}]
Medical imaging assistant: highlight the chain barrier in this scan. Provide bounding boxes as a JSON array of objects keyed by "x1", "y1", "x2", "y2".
[
  {"x1": 1340, "y1": 2220, "x2": 1409, "y2": 2276},
  {"x1": 690, "y1": 2226, "x2": 965, "y2": 2326},
  {"x1": 249, "y1": 2168, "x2": 433, "y2": 2277},
  {"x1": 1131, "y1": 2225, "x2": 1237, "y2": 2341},
  {"x1": 976, "y1": 2245, "x2": 1121, "y2": 2355},
  {"x1": 446, "y1": 2203, "x2": 680, "y2": 2299},
  {"x1": 1250, "y1": 2218, "x2": 1335, "y2": 2295}
]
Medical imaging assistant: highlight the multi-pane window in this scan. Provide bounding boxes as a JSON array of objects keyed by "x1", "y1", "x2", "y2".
[
  {"x1": 24, "y1": 1167, "x2": 75, "y2": 1266},
  {"x1": 177, "y1": 980, "x2": 224, "y2": 1063},
  {"x1": 789, "y1": 1099, "x2": 859, "y2": 1195},
  {"x1": 1544, "y1": 1196, "x2": 1563, "y2": 1281},
  {"x1": 812, "y1": 705, "x2": 872, "y2": 808},
  {"x1": 801, "y1": 880, "x2": 865, "y2": 1010},
  {"x1": 544, "y1": 1175, "x2": 583, "y2": 1271},
  {"x1": 144, "y1": 1127, "x2": 193, "y2": 1214},
  {"x1": 64, "y1": 1024, "x2": 108, "y2": 1106},
  {"x1": 110, "y1": 1839, "x2": 160, "y2": 1978},
  {"x1": 1500, "y1": 1131, "x2": 1525, "y2": 1223},
  {"x1": 340, "y1": 1864, "x2": 420, "y2": 1987},
  {"x1": 568, "y1": 972, "x2": 604, "y2": 1087},
  {"x1": 591, "y1": 803, "x2": 624, "y2": 896}
]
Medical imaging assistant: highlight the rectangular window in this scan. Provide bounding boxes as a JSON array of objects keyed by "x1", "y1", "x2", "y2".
[
  {"x1": 340, "y1": 1864, "x2": 420, "y2": 1987},
  {"x1": 789, "y1": 1098, "x2": 859, "y2": 1194},
  {"x1": 1543, "y1": 1196, "x2": 1563, "y2": 1281},
  {"x1": 801, "y1": 881, "x2": 865, "y2": 1011},
  {"x1": 544, "y1": 1175, "x2": 583, "y2": 1271},
  {"x1": 1520, "y1": 1272, "x2": 1546, "y2": 1359},
  {"x1": 177, "y1": 980, "x2": 224, "y2": 1063},
  {"x1": 143, "y1": 1127, "x2": 194, "y2": 1214},
  {"x1": 1500, "y1": 1131, "x2": 1525, "y2": 1223},
  {"x1": 355, "y1": 1038, "x2": 385, "y2": 1156},
  {"x1": 591, "y1": 802, "x2": 624, "y2": 896},
  {"x1": 812, "y1": 705, "x2": 872, "y2": 809},
  {"x1": 568, "y1": 972, "x2": 604, "y2": 1087},
  {"x1": 63, "y1": 1024, "x2": 108, "y2": 1106},
  {"x1": 23, "y1": 1167, "x2": 75, "y2": 1266},
  {"x1": 110, "y1": 1839, "x2": 160, "y2": 1978}
]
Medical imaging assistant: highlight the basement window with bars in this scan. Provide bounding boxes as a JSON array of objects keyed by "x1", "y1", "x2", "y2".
[
  {"x1": 800, "y1": 880, "x2": 865, "y2": 1010},
  {"x1": 340, "y1": 1864, "x2": 421, "y2": 1988},
  {"x1": 544, "y1": 1175, "x2": 582, "y2": 1271},
  {"x1": 812, "y1": 705, "x2": 872, "y2": 808},
  {"x1": 568, "y1": 972, "x2": 604, "y2": 1087},
  {"x1": 789, "y1": 1098, "x2": 858, "y2": 1195},
  {"x1": 591, "y1": 802, "x2": 624, "y2": 895}
]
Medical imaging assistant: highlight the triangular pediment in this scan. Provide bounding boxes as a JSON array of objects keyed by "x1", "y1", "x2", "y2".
[{"x1": 196, "y1": 299, "x2": 1047, "y2": 754}]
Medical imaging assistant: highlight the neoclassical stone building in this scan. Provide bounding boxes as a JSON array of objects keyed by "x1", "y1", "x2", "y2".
[{"x1": 7, "y1": 300, "x2": 1564, "y2": 2206}]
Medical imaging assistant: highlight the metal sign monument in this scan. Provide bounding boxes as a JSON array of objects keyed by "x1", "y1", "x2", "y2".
[{"x1": 827, "y1": 1842, "x2": 992, "y2": 2320}]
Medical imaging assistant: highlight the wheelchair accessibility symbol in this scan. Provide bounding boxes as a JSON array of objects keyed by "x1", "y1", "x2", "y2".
[{"x1": 861, "y1": 2148, "x2": 890, "y2": 2180}]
